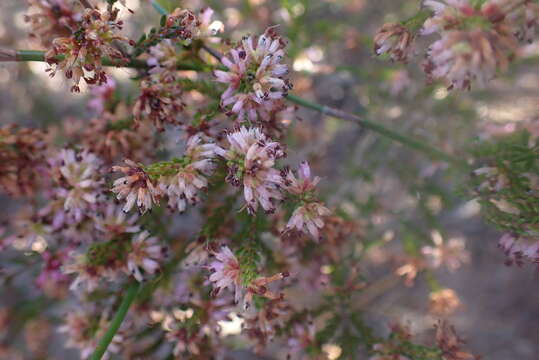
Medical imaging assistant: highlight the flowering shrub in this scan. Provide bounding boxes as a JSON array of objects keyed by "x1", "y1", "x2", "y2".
[
  {"x1": 2, "y1": 0, "x2": 539, "y2": 359},
  {"x1": 374, "y1": 0, "x2": 539, "y2": 89},
  {"x1": 468, "y1": 130, "x2": 539, "y2": 266}
]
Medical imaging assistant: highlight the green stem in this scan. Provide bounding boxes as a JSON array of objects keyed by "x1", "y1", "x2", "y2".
[
  {"x1": 89, "y1": 282, "x2": 140, "y2": 360},
  {"x1": 151, "y1": 0, "x2": 168, "y2": 16},
  {"x1": 15, "y1": 50, "x2": 204, "y2": 71},
  {"x1": 286, "y1": 94, "x2": 467, "y2": 168}
]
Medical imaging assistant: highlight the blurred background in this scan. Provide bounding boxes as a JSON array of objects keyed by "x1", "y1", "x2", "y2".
[{"x1": 1, "y1": 0, "x2": 539, "y2": 359}]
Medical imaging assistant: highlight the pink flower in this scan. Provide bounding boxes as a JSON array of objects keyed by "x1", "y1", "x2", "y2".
[
  {"x1": 374, "y1": 23, "x2": 415, "y2": 62},
  {"x1": 207, "y1": 245, "x2": 242, "y2": 303},
  {"x1": 127, "y1": 231, "x2": 167, "y2": 282},
  {"x1": 158, "y1": 135, "x2": 218, "y2": 212},
  {"x1": 146, "y1": 40, "x2": 179, "y2": 76},
  {"x1": 87, "y1": 77, "x2": 116, "y2": 114},
  {"x1": 423, "y1": 29, "x2": 517, "y2": 90},
  {"x1": 132, "y1": 74, "x2": 185, "y2": 131},
  {"x1": 63, "y1": 254, "x2": 105, "y2": 293},
  {"x1": 198, "y1": 7, "x2": 224, "y2": 38},
  {"x1": 36, "y1": 250, "x2": 70, "y2": 298},
  {"x1": 58, "y1": 309, "x2": 99, "y2": 359},
  {"x1": 94, "y1": 203, "x2": 140, "y2": 237},
  {"x1": 54, "y1": 149, "x2": 104, "y2": 223},
  {"x1": 25, "y1": 0, "x2": 81, "y2": 47},
  {"x1": 284, "y1": 161, "x2": 320, "y2": 195},
  {"x1": 215, "y1": 28, "x2": 292, "y2": 123},
  {"x1": 421, "y1": 232, "x2": 470, "y2": 271},
  {"x1": 111, "y1": 160, "x2": 161, "y2": 214},
  {"x1": 44, "y1": 8, "x2": 132, "y2": 92},
  {"x1": 286, "y1": 202, "x2": 331, "y2": 241},
  {"x1": 7, "y1": 207, "x2": 52, "y2": 250},
  {"x1": 498, "y1": 233, "x2": 539, "y2": 266},
  {"x1": 214, "y1": 127, "x2": 285, "y2": 214},
  {"x1": 283, "y1": 162, "x2": 330, "y2": 240},
  {"x1": 422, "y1": 0, "x2": 519, "y2": 90}
]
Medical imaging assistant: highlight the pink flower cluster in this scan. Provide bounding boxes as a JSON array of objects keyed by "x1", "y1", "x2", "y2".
[
  {"x1": 215, "y1": 28, "x2": 292, "y2": 123},
  {"x1": 375, "y1": 0, "x2": 539, "y2": 89}
]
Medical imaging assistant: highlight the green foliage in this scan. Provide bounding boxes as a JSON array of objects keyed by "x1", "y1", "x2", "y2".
[
  {"x1": 403, "y1": 9, "x2": 433, "y2": 33},
  {"x1": 316, "y1": 311, "x2": 377, "y2": 358},
  {"x1": 105, "y1": 117, "x2": 133, "y2": 131},
  {"x1": 468, "y1": 130, "x2": 539, "y2": 236},
  {"x1": 236, "y1": 238, "x2": 263, "y2": 286},
  {"x1": 377, "y1": 331, "x2": 443, "y2": 360},
  {"x1": 198, "y1": 194, "x2": 237, "y2": 241},
  {"x1": 234, "y1": 210, "x2": 270, "y2": 285},
  {"x1": 177, "y1": 78, "x2": 223, "y2": 98},
  {"x1": 470, "y1": 0, "x2": 489, "y2": 9},
  {"x1": 143, "y1": 157, "x2": 191, "y2": 180},
  {"x1": 86, "y1": 238, "x2": 131, "y2": 266}
]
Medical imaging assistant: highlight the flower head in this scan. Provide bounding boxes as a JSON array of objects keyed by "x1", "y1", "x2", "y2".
[
  {"x1": 58, "y1": 309, "x2": 100, "y2": 359},
  {"x1": 0, "y1": 125, "x2": 48, "y2": 196},
  {"x1": 45, "y1": 7, "x2": 132, "y2": 92},
  {"x1": 58, "y1": 308, "x2": 122, "y2": 359},
  {"x1": 434, "y1": 321, "x2": 478, "y2": 360},
  {"x1": 127, "y1": 231, "x2": 167, "y2": 282},
  {"x1": 215, "y1": 127, "x2": 285, "y2": 214},
  {"x1": 286, "y1": 202, "x2": 331, "y2": 241},
  {"x1": 422, "y1": 0, "x2": 519, "y2": 89},
  {"x1": 424, "y1": 28, "x2": 517, "y2": 90},
  {"x1": 7, "y1": 207, "x2": 52, "y2": 250},
  {"x1": 63, "y1": 254, "x2": 105, "y2": 293},
  {"x1": 498, "y1": 232, "x2": 539, "y2": 266},
  {"x1": 133, "y1": 74, "x2": 185, "y2": 131},
  {"x1": 503, "y1": 0, "x2": 539, "y2": 43},
  {"x1": 207, "y1": 245, "x2": 242, "y2": 303},
  {"x1": 94, "y1": 203, "x2": 140, "y2": 237},
  {"x1": 198, "y1": 7, "x2": 224, "y2": 39},
  {"x1": 111, "y1": 159, "x2": 161, "y2": 214},
  {"x1": 25, "y1": 0, "x2": 81, "y2": 47},
  {"x1": 165, "y1": 7, "x2": 223, "y2": 40},
  {"x1": 83, "y1": 109, "x2": 156, "y2": 164},
  {"x1": 374, "y1": 23, "x2": 415, "y2": 62},
  {"x1": 53, "y1": 149, "x2": 104, "y2": 223},
  {"x1": 37, "y1": 250, "x2": 70, "y2": 299},
  {"x1": 429, "y1": 288, "x2": 461, "y2": 316},
  {"x1": 283, "y1": 162, "x2": 330, "y2": 240},
  {"x1": 147, "y1": 39, "x2": 181, "y2": 76},
  {"x1": 158, "y1": 135, "x2": 218, "y2": 212},
  {"x1": 283, "y1": 161, "x2": 320, "y2": 195},
  {"x1": 215, "y1": 28, "x2": 292, "y2": 123},
  {"x1": 421, "y1": 231, "x2": 470, "y2": 271},
  {"x1": 87, "y1": 77, "x2": 116, "y2": 114}
]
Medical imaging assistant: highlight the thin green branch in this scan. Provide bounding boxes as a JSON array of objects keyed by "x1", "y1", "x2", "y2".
[
  {"x1": 151, "y1": 0, "x2": 168, "y2": 16},
  {"x1": 89, "y1": 281, "x2": 140, "y2": 360},
  {"x1": 12, "y1": 49, "x2": 204, "y2": 71},
  {"x1": 286, "y1": 94, "x2": 467, "y2": 167}
]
